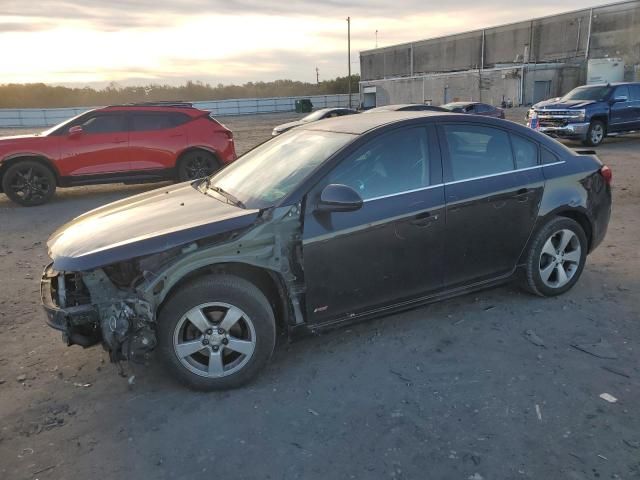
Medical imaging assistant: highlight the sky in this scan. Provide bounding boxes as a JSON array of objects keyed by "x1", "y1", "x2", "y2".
[{"x1": 1, "y1": 0, "x2": 614, "y2": 87}]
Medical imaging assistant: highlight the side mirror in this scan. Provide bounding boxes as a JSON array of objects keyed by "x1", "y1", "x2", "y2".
[
  {"x1": 68, "y1": 125, "x2": 83, "y2": 138},
  {"x1": 316, "y1": 184, "x2": 363, "y2": 213},
  {"x1": 611, "y1": 95, "x2": 628, "y2": 103}
]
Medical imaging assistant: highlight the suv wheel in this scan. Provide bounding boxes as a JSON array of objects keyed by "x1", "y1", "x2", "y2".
[
  {"x1": 157, "y1": 275, "x2": 276, "y2": 390},
  {"x1": 1, "y1": 160, "x2": 56, "y2": 206},
  {"x1": 522, "y1": 217, "x2": 588, "y2": 297},
  {"x1": 177, "y1": 150, "x2": 219, "y2": 182},
  {"x1": 583, "y1": 120, "x2": 606, "y2": 147}
]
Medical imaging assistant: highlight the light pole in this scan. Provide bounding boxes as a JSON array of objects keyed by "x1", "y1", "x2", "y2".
[{"x1": 347, "y1": 16, "x2": 351, "y2": 109}]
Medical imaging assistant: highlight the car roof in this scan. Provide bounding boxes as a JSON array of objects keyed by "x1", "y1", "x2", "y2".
[
  {"x1": 100, "y1": 104, "x2": 205, "y2": 117},
  {"x1": 298, "y1": 111, "x2": 459, "y2": 135}
]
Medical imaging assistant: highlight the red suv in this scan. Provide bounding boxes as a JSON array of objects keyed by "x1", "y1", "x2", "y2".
[{"x1": 0, "y1": 102, "x2": 237, "y2": 206}]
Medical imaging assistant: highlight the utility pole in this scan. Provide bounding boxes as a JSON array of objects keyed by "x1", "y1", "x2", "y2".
[
  {"x1": 315, "y1": 66, "x2": 319, "y2": 85},
  {"x1": 347, "y1": 16, "x2": 351, "y2": 109},
  {"x1": 375, "y1": 29, "x2": 378, "y2": 48}
]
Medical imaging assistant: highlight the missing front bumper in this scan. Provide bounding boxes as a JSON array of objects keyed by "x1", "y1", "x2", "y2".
[{"x1": 41, "y1": 265, "x2": 101, "y2": 347}]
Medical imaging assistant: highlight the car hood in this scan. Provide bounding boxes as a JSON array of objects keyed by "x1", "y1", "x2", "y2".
[
  {"x1": 274, "y1": 120, "x2": 306, "y2": 132},
  {"x1": 533, "y1": 99, "x2": 598, "y2": 109},
  {"x1": 48, "y1": 182, "x2": 260, "y2": 271}
]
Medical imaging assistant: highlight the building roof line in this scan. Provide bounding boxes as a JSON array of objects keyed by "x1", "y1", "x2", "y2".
[{"x1": 360, "y1": 0, "x2": 639, "y2": 55}]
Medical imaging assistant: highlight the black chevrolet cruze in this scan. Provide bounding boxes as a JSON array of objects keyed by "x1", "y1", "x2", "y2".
[{"x1": 42, "y1": 112, "x2": 612, "y2": 390}]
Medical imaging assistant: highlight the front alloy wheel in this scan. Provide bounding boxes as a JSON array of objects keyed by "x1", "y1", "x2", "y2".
[
  {"x1": 173, "y1": 303, "x2": 256, "y2": 378},
  {"x1": 584, "y1": 120, "x2": 605, "y2": 147},
  {"x1": 158, "y1": 275, "x2": 276, "y2": 390},
  {"x1": 1, "y1": 160, "x2": 56, "y2": 206}
]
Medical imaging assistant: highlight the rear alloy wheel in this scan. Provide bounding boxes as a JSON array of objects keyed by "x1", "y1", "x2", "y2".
[
  {"x1": 1, "y1": 160, "x2": 56, "y2": 206},
  {"x1": 158, "y1": 275, "x2": 276, "y2": 390},
  {"x1": 177, "y1": 150, "x2": 219, "y2": 182},
  {"x1": 522, "y1": 217, "x2": 588, "y2": 296},
  {"x1": 583, "y1": 120, "x2": 605, "y2": 147}
]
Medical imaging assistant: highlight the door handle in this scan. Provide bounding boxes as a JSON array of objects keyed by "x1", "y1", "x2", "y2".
[{"x1": 410, "y1": 211, "x2": 439, "y2": 226}]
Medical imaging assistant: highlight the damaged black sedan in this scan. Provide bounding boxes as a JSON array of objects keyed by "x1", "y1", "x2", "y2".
[{"x1": 42, "y1": 112, "x2": 612, "y2": 390}]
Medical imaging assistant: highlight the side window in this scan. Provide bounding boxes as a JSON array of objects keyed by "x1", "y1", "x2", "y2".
[
  {"x1": 511, "y1": 134, "x2": 538, "y2": 169},
  {"x1": 81, "y1": 114, "x2": 126, "y2": 134},
  {"x1": 131, "y1": 113, "x2": 185, "y2": 132},
  {"x1": 326, "y1": 127, "x2": 431, "y2": 200},
  {"x1": 629, "y1": 85, "x2": 640, "y2": 101},
  {"x1": 541, "y1": 147, "x2": 560, "y2": 164},
  {"x1": 443, "y1": 124, "x2": 514, "y2": 181},
  {"x1": 475, "y1": 104, "x2": 490, "y2": 113},
  {"x1": 614, "y1": 86, "x2": 630, "y2": 100}
]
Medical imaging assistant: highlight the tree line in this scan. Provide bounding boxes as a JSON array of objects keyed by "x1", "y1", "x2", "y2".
[{"x1": 0, "y1": 75, "x2": 361, "y2": 108}]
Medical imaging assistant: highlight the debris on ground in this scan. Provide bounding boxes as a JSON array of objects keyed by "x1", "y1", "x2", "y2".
[
  {"x1": 535, "y1": 404, "x2": 542, "y2": 421},
  {"x1": 623, "y1": 439, "x2": 640, "y2": 449},
  {"x1": 73, "y1": 382, "x2": 92, "y2": 388},
  {"x1": 601, "y1": 365, "x2": 631, "y2": 378},
  {"x1": 599, "y1": 393, "x2": 618, "y2": 403},
  {"x1": 16, "y1": 374, "x2": 26, "y2": 382},
  {"x1": 570, "y1": 339, "x2": 618, "y2": 359},
  {"x1": 523, "y1": 329, "x2": 545, "y2": 347},
  {"x1": 468, "y1": 473, "x2": 484, "y2": 480},
  {"x1": 307, "y1": 408, "x2": 320, "y2": 416}
]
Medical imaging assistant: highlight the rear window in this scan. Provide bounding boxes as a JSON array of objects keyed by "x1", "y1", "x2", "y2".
[
  {"x1": 443, "y1": 124, "x2": 515, "y2": 181},
  {"x1": 511, "y1": 134, "x2": 538, "y2": 169},
  {"x1": 541, "y1": 147, "x2": 560, "y2": 164},
  {"x1": 131, "y1": 112, "x2": 189, "y2": 131}
]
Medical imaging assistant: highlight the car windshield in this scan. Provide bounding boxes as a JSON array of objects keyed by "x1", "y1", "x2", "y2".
[
  {"x1": 440, "y1": 103, "x2": 467, "y2": 111},
  {"x1": 40, "y1": 111, "x2": 89, "y2": 136},
  {"x1": 301, "y1": 110, "x2": 330, "y2": 122},
  {"x1": 562, "y1": 86, "x2": 612, "y2": 101},
  {"x1": 201, "y1": 129, "x2": 355, "y2": 209}
]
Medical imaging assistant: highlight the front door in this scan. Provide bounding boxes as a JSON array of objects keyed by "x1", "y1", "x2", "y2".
[
  {"x1": 59, "y1": 113, "x2": 129, "y2": 177},
  {"x1": 439, "y1": 123, "x2": 544, "y2": 287},
  {"x1": 302, "y1": 125, "x2": 445, "y2": 324}
]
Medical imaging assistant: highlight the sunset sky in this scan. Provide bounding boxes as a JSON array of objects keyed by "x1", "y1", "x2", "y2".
[{"x1": 1, "y1": 0, "x2": 611, "y2": 86}]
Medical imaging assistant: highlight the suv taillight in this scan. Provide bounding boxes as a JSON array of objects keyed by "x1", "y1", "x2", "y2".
[{"x1": 600, "y1": 165, "x2": 612, "y2": 185}]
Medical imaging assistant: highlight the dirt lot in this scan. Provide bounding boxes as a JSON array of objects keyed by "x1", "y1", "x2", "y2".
[{"x1": 0, "y1": 110, "x2": 639, "y2": 480}]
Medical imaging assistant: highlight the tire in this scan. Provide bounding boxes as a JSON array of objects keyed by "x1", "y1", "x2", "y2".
[
  {"x1": 176, "y1": 150, "x2": 219, "y2": 182},
  {"x1": 1, "y1": 160, "x2": 56, "y2": 206},
  {"x1": 582, "y1": 120, "x2": 606, "y2": 147},
  {"x1": 157, "y1": 274, "x2": 276, "y2": 390},
  {"x1": 522, "y1": 217, "x2": 588, "y2": 297}
]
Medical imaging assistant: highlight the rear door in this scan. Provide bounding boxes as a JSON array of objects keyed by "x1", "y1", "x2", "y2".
[
  {"x1": 128, "y1": 112, "x2": 189, "y2": 172},
  {"x1": 629, "y1": 84, "x2": 640, "y2": 129},
  {"x1": 302, "y1": 125, "x2": 445, "y2": 323},
  {"x1": 439, "y1": 123, "x2": 544, "y2": 287},
  {"x1": 609, "y1": 85, "x2": 633, "y2": 131},
  {"x1": 58, "y1": 112, "x2": 129, "y2": 177}
]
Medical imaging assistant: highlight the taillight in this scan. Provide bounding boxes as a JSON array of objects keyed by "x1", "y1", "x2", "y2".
[{"x1": 600, "y1": 165, "x2": 612, "y2": 185}]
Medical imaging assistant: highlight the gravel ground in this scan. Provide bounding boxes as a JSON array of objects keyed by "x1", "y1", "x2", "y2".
[{"x1": 0, "y1": 110, "x2": 639, "y2": 480}]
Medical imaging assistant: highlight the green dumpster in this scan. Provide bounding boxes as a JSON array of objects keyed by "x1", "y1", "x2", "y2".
[{"x1": 295, "y1": 99, "x2": 313, "y2": 113}]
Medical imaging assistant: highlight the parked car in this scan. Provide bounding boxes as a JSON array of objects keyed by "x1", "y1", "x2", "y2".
[
  {"x1": 526, "y1": 82, "x2": 640, "y2": 146},
  {"x1": 363, "y1": 104, "x2": 448, "y2": 113},
  {"x1": 272, "y1": 107, "x2": 358, "y2": 135},
  {"x1": 0, "y1": 102, "x2": 236, "y2": 206},
  {"x1": 441, "y1": 101, "x2": 505, "y2": 118},
  {"x1": 42, "y1": 111, "x2": 612, "y2": 390}
]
